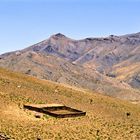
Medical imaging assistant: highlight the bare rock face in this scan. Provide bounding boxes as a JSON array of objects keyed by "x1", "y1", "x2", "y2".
[
  {"x1": 128, "y1": 73, "x2": 140, "y2": 89},
  {"x1": 0, "y1": 32, "x2": 140, "y2": 101},
  {"x1": 136, "y1": 74, "x2": 140, "y2": 82}
]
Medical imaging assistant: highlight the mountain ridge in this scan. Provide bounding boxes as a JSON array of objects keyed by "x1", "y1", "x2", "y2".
[{"x1": 0, "y1": 32, "x2": 140, "y2": 101}]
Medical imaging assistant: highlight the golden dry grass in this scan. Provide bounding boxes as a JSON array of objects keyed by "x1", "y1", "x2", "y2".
[
  {"x1": 0, "y1": 68, "x2": 140, "y2": 140},
  {"x1": 113, "y1": 62, "x2": 140, "y2": 81}
]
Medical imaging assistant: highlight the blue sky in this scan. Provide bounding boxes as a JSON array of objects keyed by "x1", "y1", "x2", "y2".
[{"x1": 0, "y1": 0, "x2": 140, "y2": 54}]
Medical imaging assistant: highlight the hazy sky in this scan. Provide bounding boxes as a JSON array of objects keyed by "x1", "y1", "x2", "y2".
[{"x1": 0, "y1": 0, "x2": 140, "y2": 54}]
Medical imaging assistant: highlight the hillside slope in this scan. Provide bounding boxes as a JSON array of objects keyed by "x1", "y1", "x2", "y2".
[{"x1": 0, "y1": 68, "x2": 140, "y2": 139}]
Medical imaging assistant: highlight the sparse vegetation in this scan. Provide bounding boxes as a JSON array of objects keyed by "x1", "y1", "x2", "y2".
[{"x1": 0, "y1": 68, "x2": 140, "y2": 139}]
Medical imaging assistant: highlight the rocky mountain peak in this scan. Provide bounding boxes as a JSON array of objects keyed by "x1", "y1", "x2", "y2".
[
  {"x1": 50, "y1": 33, "x2": 67, "y2": 39},
  {"x1": 0, "y1": 32, "x2": 140, "y2": 95}
]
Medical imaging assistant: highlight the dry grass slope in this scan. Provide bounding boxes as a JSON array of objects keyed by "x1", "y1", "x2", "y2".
[{"x1": 0, "y1": 68, "x2": 140, "y2": 140}]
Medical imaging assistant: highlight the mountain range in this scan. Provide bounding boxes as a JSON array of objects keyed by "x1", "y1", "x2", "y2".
[{"x1": 0, "y1": 32, "x2": 140, "y2": 101}]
